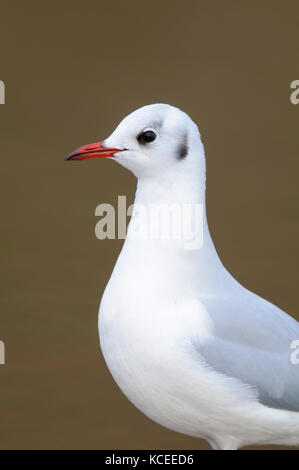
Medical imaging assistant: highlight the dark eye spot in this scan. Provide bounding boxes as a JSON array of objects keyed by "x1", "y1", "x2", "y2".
[
  {"x1": 137, "y1": 130, "x2": 157, "y2": 144},
  {"x1": 178, "y1": 144, "x2": 188, "y2": 159},
  {"x1": 177, "y1": 133, "x2": 188, "y2": 160}
]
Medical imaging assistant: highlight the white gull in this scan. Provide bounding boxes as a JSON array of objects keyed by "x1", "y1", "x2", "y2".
[{"x1": 66, "y1": 104, "x2": 299, "y2": 449}]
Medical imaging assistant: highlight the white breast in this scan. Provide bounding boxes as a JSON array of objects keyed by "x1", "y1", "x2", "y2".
[{"x1": 99, "y1": 255, "x2": 259, "y2": 444}]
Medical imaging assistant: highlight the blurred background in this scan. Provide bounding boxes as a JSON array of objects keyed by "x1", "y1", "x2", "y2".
[{"x1": 0, "y1": 0, "x2": 298, "y2": 450}]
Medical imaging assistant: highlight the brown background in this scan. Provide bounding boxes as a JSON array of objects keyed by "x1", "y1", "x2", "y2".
[{"x1": 0, "y1": 0, "x2": 298, "y2": 450}]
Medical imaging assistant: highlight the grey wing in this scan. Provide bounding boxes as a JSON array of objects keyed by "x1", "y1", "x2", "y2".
[{"x1": 193, "y1": 292, "x2": 299, "y2": 411}]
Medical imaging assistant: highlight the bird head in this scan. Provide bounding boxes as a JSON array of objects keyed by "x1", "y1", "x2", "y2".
[{"x1": 66, "y1": 104, "x2": 205, "y2": 179}]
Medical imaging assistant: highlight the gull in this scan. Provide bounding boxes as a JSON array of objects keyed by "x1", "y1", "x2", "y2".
[{"x1": 66, "y1": 104, "x2": 299, "y2": 450}]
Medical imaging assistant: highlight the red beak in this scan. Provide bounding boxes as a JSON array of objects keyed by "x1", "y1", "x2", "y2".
[{"x1": 65, "y1": 141, "x2": 125, "y2": 161}]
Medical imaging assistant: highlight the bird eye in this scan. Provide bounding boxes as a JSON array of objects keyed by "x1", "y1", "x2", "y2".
[{"x1": 137, "y1": 130, "x2": 157, "y2": 144}]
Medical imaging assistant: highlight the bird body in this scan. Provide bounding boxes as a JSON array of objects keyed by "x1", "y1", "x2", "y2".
[{"x1": 67, "y1": 104, "x2": 299, "y2": 449}]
